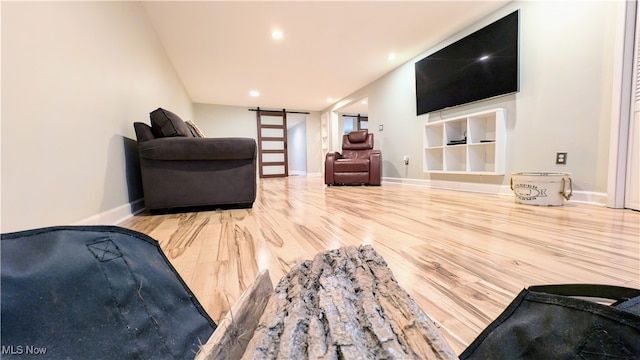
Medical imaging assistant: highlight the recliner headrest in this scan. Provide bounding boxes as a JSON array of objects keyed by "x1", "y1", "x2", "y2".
[{"x1": 348, "y1": 130, "x2": 368, "y2": 143}]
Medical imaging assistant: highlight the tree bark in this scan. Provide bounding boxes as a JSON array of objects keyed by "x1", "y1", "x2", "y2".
[
  {"x1": 241, "y1": 245, "x2": 458, "y2": 360},
  {"x1": 196, "y1": 270, "x2": 274, "y2": 360}
]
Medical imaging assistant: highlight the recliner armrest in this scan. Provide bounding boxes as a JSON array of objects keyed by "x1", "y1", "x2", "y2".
[
  {"x1": 138, "y1": 137, "x2": 257, "y2": 161},
  {"x1": 324, "y1": 152, "x2": 341, "y2": 185},
  {"x1": 369, "y1": 150, "x2": 382, "y2": 185},
  {"x1": 325, "y1": 152, "x2": 342, "y2": 161}
]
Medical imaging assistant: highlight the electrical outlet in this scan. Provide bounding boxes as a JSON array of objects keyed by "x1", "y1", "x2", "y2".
[{"x1": 556, "y1": 152, "x2": 567, "y2": 165}]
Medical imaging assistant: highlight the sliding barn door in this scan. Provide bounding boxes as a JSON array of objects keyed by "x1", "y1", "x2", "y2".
[{"x1": 256, "y1": 110, "x2": 288, "y2": 178}]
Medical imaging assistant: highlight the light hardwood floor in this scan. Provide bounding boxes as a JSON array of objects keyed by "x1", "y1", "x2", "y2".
[{"x1": 119, "y1": 176, "x2": 640, "y2": 355}]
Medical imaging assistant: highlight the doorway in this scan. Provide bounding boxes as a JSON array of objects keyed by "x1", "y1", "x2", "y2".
[
  {"x1": 287, "y1": 114, "x2": 308, "y2": 176},
  {"x1": 336, "y1": 97, "x2": 369, "y2": 136}
]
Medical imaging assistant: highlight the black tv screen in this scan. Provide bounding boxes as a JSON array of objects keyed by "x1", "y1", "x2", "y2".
[{"x1": 415, "y1": 10, "x2": 519, "y2": 115}]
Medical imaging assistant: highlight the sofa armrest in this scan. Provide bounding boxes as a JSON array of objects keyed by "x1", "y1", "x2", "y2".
[
  {"x1": 139, "y1": 137, "x2": 257, "y2": 161},
  {"x1": 369, "y1": 150, "x2": 382, "y2": 185}
]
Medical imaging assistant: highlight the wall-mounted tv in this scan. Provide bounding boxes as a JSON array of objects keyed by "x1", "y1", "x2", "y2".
[{"x1": 415, "y1": 10, "x2": 519, "y2": 115}]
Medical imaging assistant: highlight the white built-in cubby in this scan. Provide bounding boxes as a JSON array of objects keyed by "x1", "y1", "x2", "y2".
[{"x1": 423, "y1": 108, "x2": 506, "y2": 175}]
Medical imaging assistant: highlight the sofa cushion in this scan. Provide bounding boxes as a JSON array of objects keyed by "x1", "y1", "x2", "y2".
[
  {"x1": 185, "y1": 120, "x2": 206, "y2": 138},
  {"x1": 138, "y1": 137, "x2": 257, "y2": 161},
  {"x1": 134, "y1": 122, "x2": 156, "y2": 142},
  {"x1": 150, "y1": 108, "x2": 192, "y2": 138}
]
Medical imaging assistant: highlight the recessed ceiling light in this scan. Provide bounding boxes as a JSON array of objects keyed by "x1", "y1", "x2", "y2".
[
  {"x1": 361, "y1": 100, "x2": 368, "y2": 105},
  {"x1": 272, "y1": 30, "x2": 283, "y2": 40},
  {"x1": 479, "y1": 55, "x2": 490, "y2": 61},
  {"x1": 250, "y1": 90, "x2": 260, "y2": 97},
  {"x1": 387, "y1": 52, "x2": 396, "y2": 61},
  {"x1": 327, "y1": 98, "x2": 333, "y2": 102}
]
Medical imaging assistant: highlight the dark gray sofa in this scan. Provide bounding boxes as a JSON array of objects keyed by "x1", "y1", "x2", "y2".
[{"x1": 134, "y1": 108, "x2": 257, "y2": 211}]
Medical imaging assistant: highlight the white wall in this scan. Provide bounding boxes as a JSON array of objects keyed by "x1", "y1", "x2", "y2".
[
  {"x1": 328, "y1": 0, "x2": 621, "y2": 200},
  {"x1": 304, "y1": 111, "x2": 323, "y2": 176},
  {"x1": 193, "y1": 103, "x2": 257, "y2": 138},
  {"x1": 1, "y1": 2, "x2": 193, "y2": 232},
  {"x1": 288, "y1": 119, "x2": 307, "y2": 175}
]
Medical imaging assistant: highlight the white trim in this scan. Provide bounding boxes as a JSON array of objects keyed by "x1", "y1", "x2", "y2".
[
  {"x1": 607, "y1": 0, "x2": 636, "y2": 208},
  {"x1": 286, "y1": 172, "x2": 322, "y2": 177},
  {"x1": 571, "y1": 191, "x2": 609, "y2": 207},
  {"x1": 382, "y1": 177, "x2": 608, "y2": 206},
  {"x1": 74, "y1": 178, "x2": 609, "y2": 228},
  {"x1": 73, "y1": 199, "x2": 145, "y2": 226},
  {"x1": 382, "y1": 177, "x2": 509, "y2": 195}
]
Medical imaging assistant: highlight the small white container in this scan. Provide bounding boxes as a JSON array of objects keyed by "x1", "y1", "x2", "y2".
[{"x1": 510, "y1": 172, "x2": 572, "y2": 206}]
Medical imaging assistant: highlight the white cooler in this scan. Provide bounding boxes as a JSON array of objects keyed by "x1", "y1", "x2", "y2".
[{"x1": 510, "y1": 172, "x2": 572, "y2": 206}]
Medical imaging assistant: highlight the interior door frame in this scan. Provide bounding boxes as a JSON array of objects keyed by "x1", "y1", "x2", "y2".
[
  {"x1": 624, "y1": 0, "x2": 640, "y2": 210},
  {"x1": 607, "y1": 0, "x2": 637, "y2": 209}
]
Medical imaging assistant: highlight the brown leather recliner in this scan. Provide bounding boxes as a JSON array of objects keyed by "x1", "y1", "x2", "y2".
[{"x1": 325, "y1": 130, "x2": 381, "y2": 186}]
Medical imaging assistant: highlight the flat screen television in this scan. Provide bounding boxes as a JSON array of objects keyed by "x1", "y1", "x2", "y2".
[{"x1": 415, "y1": 10, "x2": 519, "y2": 115}]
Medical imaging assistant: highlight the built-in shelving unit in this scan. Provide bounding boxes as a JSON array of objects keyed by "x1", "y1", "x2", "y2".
[
  {"x1": 321, "y1": 113, "x2": 330, "y2": 173},
  {"x1": 423, "y1": 108, "x2": 506, "y2": 175}
]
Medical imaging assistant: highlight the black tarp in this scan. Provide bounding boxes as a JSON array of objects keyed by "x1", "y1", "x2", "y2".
[{"x1": 1, "y1": 226, "x2": 216, "y2": 359}]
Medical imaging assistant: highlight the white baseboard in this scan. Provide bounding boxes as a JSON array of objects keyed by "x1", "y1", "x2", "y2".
[
  {"x1": 74, "y1": 199, "x2": 145, "y2": 227},
  {"x1": 285, "y1": 172, "x2": 322, "y2": 177},
  {"x1": 382, "y1": 177, "x2": 510, "y2": 195},
  {"x1": 74, "y1": 179, "x2": 609, "y2": 228},
  {"x1": 569, "y1": 191, "x2": 608, "y2": 206},
  {"x1": 382, "y1": 177, "x2": 608, "y2": 206}
]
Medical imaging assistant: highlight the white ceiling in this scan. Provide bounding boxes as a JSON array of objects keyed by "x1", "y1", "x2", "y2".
[{"x1": 143, "y1": 1, "x2": 511, "y2": 113}]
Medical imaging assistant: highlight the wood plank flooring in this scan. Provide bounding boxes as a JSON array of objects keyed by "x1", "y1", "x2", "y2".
[{"x1": 119, "y1": 176, "x2": 640, "y2": 355}]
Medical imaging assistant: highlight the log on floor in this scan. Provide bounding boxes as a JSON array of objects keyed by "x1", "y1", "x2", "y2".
[
  {"x1": 196, "y1": 270, "x2": 274, "y2": 360},
  {"x1": 241, "y1": 245, "x2": 458, "y2": 360}
]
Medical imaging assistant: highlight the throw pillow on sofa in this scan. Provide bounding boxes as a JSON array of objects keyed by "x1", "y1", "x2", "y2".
[
  {"x1": 185, "y1": 120, "x2": 206, "y2": 138},
  {"x1": 150, "y1": 108, "x2": 192, "y2": 138}
]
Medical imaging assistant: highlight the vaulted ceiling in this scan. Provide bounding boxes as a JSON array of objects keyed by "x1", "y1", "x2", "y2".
[{"x1": 143, "y1": 1, "x2": 511, "y2": 113}]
